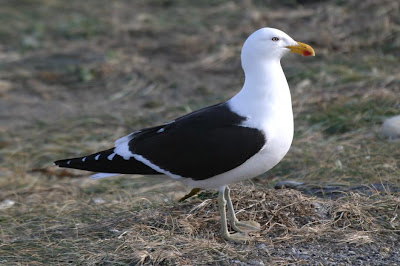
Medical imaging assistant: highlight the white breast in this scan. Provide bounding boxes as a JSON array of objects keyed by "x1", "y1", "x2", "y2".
[{"x1": 183, "y1": 82, "x2": 294, "y2": 189}]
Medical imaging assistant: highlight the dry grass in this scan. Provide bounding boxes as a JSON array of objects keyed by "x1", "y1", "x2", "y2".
[
  {"x1": 1, "y1": 0, "x2": 400, "y2": 264},
  {"x1": 1, "y1": 183, "x2": 398, "y2": 264}
]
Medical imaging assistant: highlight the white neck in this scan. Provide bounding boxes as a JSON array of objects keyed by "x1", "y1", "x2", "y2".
[{"x1": 228, "y1": 58, "x2": 293, "y2": 128}]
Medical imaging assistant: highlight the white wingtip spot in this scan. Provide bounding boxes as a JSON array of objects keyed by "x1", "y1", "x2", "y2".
[
  {"x1": 95, "y1": 154, "x2": 100, "y2": 160},
  {"x1": 67, "y1": 160, "x2": 71, "y2": 165},
  {"x1": 91, "y1": 173, "x2": 120, "y2": 179},
  {"x1": 157, "y1": 128, "x2": 165, "y2": 133},
  {"x1": 107, "y1": 153, "x2": 116, "y2": 160},
  {"x1": 82, "y1": 157, "x2": 86, "y2": 162}
]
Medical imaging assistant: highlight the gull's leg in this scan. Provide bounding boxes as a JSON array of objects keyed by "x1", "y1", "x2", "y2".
[
  {"x1": 218, "y1": 186, "x2": 250, "y2": 242},
  {"x1": 225, "y1": 186, "x2": 261, "y2": 232}
]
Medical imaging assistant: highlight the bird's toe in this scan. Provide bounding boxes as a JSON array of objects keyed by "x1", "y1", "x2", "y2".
[
  {"x1": 234, "y1": 220, "x2": 261, "y2": 232},
  {"x1": 222, "y1": 231, "x2": 252, "y2": 243}
]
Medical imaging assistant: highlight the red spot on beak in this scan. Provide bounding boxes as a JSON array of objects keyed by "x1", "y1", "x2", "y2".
[{"x1": 303, "y1": 50, "x2": 312, "y2": 56}]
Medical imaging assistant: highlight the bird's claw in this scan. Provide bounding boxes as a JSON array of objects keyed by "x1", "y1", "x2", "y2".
[{"x1": 233, "y1": 220, "x2": 261, "y2": 232}]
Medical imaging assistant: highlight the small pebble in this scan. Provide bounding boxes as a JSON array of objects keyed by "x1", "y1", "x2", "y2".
[
  {"x1": 93, "y1": 197, "x2": 106, "y2": 204},
  {"x1": 380, "y1": 247, "x2": 390, "y2": 253},
  {"x1": 248, "y1": 259, "x2": 265, "y2": 266},
  {"x1": 256, "y1": 243, "x2": 267, "y2": 249},
  {"x1": 0, "y1": 199, "x2": 15, "y2": 210}
]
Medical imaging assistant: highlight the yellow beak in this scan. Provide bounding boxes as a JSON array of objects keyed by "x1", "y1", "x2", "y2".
[{"x1": 286, "y1": 42, "x2": 315, "y2": 56}]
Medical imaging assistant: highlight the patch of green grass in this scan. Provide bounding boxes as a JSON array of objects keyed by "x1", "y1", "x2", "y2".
[
  {"x1": 54, "y1": 13, "x2": 105, "y2": 40},
  {"x1": 328, "y1": 65, "x2": 372, "y2": 83},
  {"x1": 306, "y1": 96, "x2": 399, "y2": 135},
  {"x1": 142, "y1": 100, "x2": 164, "y2": 109},
  {"x1": 77, "y1": 66, "x2": 95, "y2": 82},
  {"x1": 0, "y1": 1, "x2": 109, "y2": 50},
  {"x1": 285, "y1": 65, "x2": 321, "y2": 84},
  {"x1": 148, "y1": 0, "x2": 232, "y2": 8}
]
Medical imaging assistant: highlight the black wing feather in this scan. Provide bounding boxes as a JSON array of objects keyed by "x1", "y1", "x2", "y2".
[
  {"x1": 129, "y1": 103, "x2": 266, "y2": 180},
  {"x1": 54, "y1": 148, "x2": 160, "y2": 175}
]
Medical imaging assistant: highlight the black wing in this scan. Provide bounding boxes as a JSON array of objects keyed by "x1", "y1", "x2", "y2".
[
  {"x1": 54, "y1": 148, "x2": 160, "y2": 175},
  {"x1": 129, "y1": 103, "x2": 266, "y2": 180}
]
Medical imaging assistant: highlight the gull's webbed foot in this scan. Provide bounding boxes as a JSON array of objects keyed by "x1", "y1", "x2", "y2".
[
  {"x1": 233, "y1": 220, "x2": 261, "y2": 232},
  {"x1": 221, "y1": 231, "x2": 251, "y2": 243}
]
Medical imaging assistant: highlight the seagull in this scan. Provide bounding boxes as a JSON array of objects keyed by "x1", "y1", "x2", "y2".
[{"x1": 54, "y1": 27, "x2": 315, "y2": 242}]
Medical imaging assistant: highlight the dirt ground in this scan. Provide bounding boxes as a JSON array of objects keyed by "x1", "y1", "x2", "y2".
[{"x1": 1, "y1": 0, "x2": 399, "y2": 265}]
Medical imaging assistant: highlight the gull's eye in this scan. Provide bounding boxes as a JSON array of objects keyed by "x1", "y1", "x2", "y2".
[{"x1": 272, "y1": 37, "x2": 279, "y2": 42}]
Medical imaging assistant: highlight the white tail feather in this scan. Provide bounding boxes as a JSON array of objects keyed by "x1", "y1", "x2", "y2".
[{"x1": 91, "y1": 173, "x2": 120, "y2": 179}]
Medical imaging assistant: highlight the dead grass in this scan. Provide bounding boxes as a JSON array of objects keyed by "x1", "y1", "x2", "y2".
[
  {"x1": 1, "y1": 0, "x2": 400, "y2": 264},
  {"x1": 1, "y1": 183, "x2": 398, "y2": 264}
]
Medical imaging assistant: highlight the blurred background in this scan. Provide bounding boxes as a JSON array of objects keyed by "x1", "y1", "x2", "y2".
[{"x1": 0, "y1": 0, "x2": 399, "y2": 263}]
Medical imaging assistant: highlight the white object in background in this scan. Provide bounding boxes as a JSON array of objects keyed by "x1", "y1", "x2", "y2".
[{"x1": 381, "y1": 115, "x2": 400, "y2": 140}]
